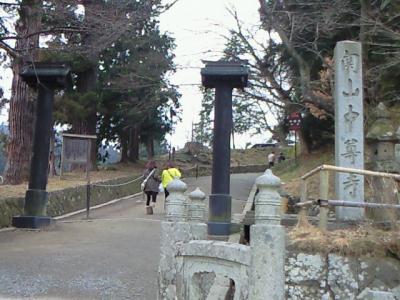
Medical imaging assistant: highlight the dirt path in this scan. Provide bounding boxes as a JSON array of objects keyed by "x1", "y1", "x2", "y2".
[{"x1": 0, "y1": 173, "x2": 260, "y2": 299}]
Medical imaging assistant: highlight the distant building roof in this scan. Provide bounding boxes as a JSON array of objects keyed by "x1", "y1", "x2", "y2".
[{"x1": 251, "y1": 143, "x2": 276, "y2": 149}]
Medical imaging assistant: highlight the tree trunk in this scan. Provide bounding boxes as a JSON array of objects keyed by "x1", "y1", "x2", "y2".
[
  {"x1": 48, "y1": 131, "x2": 56, "y2": 177},
  {"x1": 275, "y1": 127, "x2": 288, "y2": 147},
  {"x1": 120, "y1": 131, "x2": 129, "y2": 163},
  {"x1": 298, "y1": 129, "x2": 310, "y2": 155},
  {"x1": 146, "y1": 138, "x2": 154, "y2": 159},
  {"x1": 4, "y1": 1, "x2": 42, "y2": 184},
  {"x1": 128, "y1": 125, "x2": 140, "y2": 162},
  {"x1": 70, "y1": 66, "x2": 98, "y2": 170},
  {"x1": 360, "y1": 0, "x2": 371, "y2": 105}
]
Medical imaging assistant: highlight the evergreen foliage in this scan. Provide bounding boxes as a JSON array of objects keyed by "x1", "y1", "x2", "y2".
[
  {"x1": 193, "y1": 88, "x2": 214, "y2": 146},
  {"x1": 95, "y1": 11, "x2": 180, "y2": 159},
  {"x1": 0, "y1": 0, "x2": 180, "y2": 181},
  {"x1": 45, "y1": 0, "x2": 178, "y2": 160}
]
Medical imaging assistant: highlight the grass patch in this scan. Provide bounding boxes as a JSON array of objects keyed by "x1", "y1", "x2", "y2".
[
  {"x1": 273, "y1": 147, "x2": 334, "y2": 198},
  {"x1": 289, "y1": 215, "x2": 400, "y2": 259},
  {"x1": 0, "y1": 162, "x2": 145, "y2": 199}
]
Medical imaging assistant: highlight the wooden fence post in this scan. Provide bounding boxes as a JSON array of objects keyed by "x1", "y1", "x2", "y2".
[
  {"x1": 300, "y1": 179, "x2": 308, "y2": 203},
  {"x1": 319, "y1": 170, "x2": 329, "y2": 230}
]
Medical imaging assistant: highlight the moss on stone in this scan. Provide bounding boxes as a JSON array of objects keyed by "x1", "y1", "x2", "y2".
[{"x1": 366, "y1": 118, "x2": 396, "y2": 140}]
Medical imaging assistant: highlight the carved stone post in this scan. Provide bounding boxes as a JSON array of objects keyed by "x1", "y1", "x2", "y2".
[
  {"x1": 188, "y1": 187, "x2": 206, "y2": 223},
  {"x1": 188, "y1": 187, "x2": 207, "y2": 240},
  {"x1": 249, "y1": 169, "x2": 285, "y2": 300},
  {"x1": 334, "y1": 41, "x2": 364, "y2": 221},
  {"x1": 165, "y1": 178, "x2": 188, "y2": 222},
  {"x1": 159, "y1": 178, "x2": 191, "y2": 300}
]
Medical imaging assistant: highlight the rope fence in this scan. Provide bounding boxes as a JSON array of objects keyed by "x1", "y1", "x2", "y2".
[
  {"x1": 91, "y1": 175, "x2": 143, "y2": 188},
  {"x1": 76, "y1": 165, "x2": 202, "y2": 218},
  {"x1": 88, "y1": 165, "x2": 199, "y2": 188}
]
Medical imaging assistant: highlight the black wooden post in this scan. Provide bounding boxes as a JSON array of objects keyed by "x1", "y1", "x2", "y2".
[
  {"x1": 28, "y1": 84, "x2": 54, "y2": 191},
  {"x1": 86, "y1": 138, "x2": 91, "y2": 219},
  {"x1": 201, "y1": 60, "x2": 248, "y2": 237},
  {"x1": 12, "y1": 62, "x2": 71, "y2": 229}
]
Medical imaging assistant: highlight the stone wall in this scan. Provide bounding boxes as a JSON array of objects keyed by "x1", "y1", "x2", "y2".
[
  {"x1": 0, "y1": 176, "x2": 141, "y2": 228},
  {"x1": 0, "y1": 197, "x2": 24, "y2": 228},
  {"x1": 183, "y1": 250, "x2": 400, "y2": 299},
  {"x1": 286, "y1": 252, "x2": 400, "y2": 299},
  {"x1": 157, "y1": 170, "x2": 400, "y2": 299}
]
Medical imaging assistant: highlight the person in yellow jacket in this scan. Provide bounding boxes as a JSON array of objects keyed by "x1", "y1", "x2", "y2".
[{"x1": 161, "y1": 161, "x2": 181, "y2": 199}]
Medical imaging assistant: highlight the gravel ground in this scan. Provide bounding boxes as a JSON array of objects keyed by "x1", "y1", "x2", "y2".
[{"x1": 0, "y1": 174, "x2": 260, "y2": 299}]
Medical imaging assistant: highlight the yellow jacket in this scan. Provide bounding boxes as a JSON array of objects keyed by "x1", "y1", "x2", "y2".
[{"x1": 161, "y1": 168, "x2": 182, "y2": 188}]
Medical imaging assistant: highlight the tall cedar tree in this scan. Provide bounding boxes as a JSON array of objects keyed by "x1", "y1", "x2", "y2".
[
  {"x1": 0, "y1": 0, "x2": 176, "y2": 182},
  {"x1": 0, "y1": 1, "x2": 42, "y2": 184},
  {"x1": 47, "y1": 0, "x2": 160, "y2": 167},
  {"x1": 48, "y1": 1, "x2": 179, "y2": 161}
]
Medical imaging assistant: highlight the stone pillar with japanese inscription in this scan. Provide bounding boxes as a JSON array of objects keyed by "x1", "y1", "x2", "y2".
[{"x1": 334, "y1": 41, "x2": 364, "y2": 220}]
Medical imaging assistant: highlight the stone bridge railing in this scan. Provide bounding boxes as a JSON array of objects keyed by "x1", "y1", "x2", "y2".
[{"x1": 158, "y1": 169, "x2": 285, "y2": 300}]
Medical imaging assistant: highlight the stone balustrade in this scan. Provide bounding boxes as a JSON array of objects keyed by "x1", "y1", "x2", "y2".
[
  {"x1": 188, "y1": 187, "x2": 206, "y2": 223},
  {"x1": 165, "y1": 178, "x2": 187, "y2": 222},
  {"x1": 254, "y1": 169, "x2": 282, "y2": 225},
  {"x1": 250, "y1": 169, "x2": 285, "y2": 300},
  {"x1": 158, "y1": 170, "x2": 286, "y2": 300}
]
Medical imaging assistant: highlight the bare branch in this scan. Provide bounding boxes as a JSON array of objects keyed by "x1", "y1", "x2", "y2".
[{"x1": 0, "y1": 40, "x2": 17, "y2": 58}]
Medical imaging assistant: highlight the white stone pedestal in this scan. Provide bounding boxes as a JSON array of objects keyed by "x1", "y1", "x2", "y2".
[{"x1": 250, "y1": 224, "x2": 285, "y2": 300}]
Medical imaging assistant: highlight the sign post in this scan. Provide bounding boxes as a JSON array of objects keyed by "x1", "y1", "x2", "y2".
[
  {"x1": 60, "y1": 133, "x2": 96, "y2": 218},
  {"x1": 288, "y1": 112, "x2": 302, "y2": 162}
]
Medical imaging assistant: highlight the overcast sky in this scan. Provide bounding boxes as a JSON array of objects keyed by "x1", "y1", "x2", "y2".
[
  {"x1": 0, "y1": 0, "x2": 268, "y2": 148},
  {"x1": 160, "y1": 0, "x2": 265, "y2": 148}
]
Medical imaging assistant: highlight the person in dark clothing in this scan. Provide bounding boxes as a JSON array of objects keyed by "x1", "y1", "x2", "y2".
[
  {"x1": 143, "y1": 160, "x2": 161, "y2": 207},
  {"x1": 278, "y1": 152, "x2": 286, "y2": 162}
]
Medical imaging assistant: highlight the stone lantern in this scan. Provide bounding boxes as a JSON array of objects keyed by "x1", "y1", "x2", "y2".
[{"x1": 366, "y1": 102, "x2": 399, "y2": 173}]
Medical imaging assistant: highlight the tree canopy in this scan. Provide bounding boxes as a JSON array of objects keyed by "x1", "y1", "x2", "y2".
[
  {"x1": 0, "y1": 0, "x2": 180, "y2": 183},
  {"x1": 198, "y1": 0, "x2": 400, "y2": 151}
]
